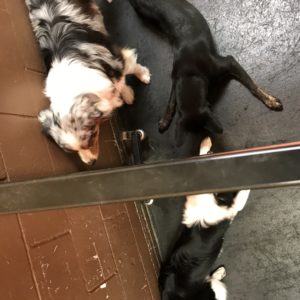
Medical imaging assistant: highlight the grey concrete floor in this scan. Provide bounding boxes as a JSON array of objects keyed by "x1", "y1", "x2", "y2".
[{"x1": 98, "y1": 0, "x2": 300, "y2": 299}]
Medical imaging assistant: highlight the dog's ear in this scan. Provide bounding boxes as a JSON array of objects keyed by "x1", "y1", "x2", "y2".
[
  {"x1": 204, "y1": 110, "x2": 223, "y2": 134},
  {"x1": 209, "y1": 266, "x2": 228, "y2": 300},
  {"x1": 233, "y1": 189, "x2": 250, "y2": 212},
  {"x1": 210, "y1": 265, "x2": 226, "y2": 281}
]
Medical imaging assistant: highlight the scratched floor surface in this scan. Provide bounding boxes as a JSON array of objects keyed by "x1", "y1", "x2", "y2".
[{"x1": 0, "y1": 202, "x2": 160, "y2": 300}]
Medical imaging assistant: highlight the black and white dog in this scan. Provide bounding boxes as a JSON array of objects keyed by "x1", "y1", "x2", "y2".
[
  {"x1": 25, "y1": 0, "x2": 150, "y2": 164},
  {"x1": 159, "y1": 137, "x2": 250, "y2": 300},
  {"x1": 129, "y1": 0, "x2": 283, "y2": 140}
]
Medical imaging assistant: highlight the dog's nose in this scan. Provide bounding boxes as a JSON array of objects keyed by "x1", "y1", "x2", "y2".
[{"x1": 87, "y1": 159, "x2": 97, "y2": 166}]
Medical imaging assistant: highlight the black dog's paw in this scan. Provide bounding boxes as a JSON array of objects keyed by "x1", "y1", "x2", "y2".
[
  {"x1": 158, "y1": 119, "x2": 169, "y2": 133},
  {"x1": 262, "y1": 92, "x2": 283, "y2": 111},
  {"x1": 268, "y1": 97, "x2": 283, "y2": 111},
  {"x1": 264, "y1": 97, "x2": 283, "y2": 111},
  {"x1": 257, "y1": 87, "x2": 283, "y2": 111}
]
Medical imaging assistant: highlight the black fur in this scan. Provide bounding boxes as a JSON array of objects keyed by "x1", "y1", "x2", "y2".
[
  {"x1": 159, "y1": 222, "x2": 229, "y2": 300},
  {"x1": 129, "y1": 0, "x2": 283, "y2": 142},
  {"x1": 158, "y1": 174, "x2": 249, "y2": 300}
]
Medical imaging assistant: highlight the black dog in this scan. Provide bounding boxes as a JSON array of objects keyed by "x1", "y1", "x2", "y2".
[
  {"x1": 129, "y1": 0, "x2": 283, "y2": 139},
  {"x1": 159, "y1": 137, "x2": 250, "y2": 300}
]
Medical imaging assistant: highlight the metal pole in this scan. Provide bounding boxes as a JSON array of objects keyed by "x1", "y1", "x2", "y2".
[{"x1": 0, "y1": 144, "x2": 300, "y2": 214}]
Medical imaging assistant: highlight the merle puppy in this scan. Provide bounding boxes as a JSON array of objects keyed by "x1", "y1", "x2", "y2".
[
  {"x1": 159, "y1": 137, "x2": 250, "y2": 300},
  {"x1": 25, "y1": 0, "x2": 150, "y2": 164},
  {"x1": 129, "y1": 0, "x2": 283, "y2": 139}
]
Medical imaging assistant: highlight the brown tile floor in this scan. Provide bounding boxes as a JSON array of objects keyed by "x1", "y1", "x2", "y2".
[
  {"x1": 0, "y1": 0, "x2": 160, "y2": 299},
  {"x1": 0, "y1": 202, "x2": 160, "y2": 300}
]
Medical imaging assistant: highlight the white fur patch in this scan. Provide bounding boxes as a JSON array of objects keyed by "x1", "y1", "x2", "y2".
[
  {"x1": 183, "y1": 137, "x2": 250, "y2": 228},
  {"x1": 233, "y1": 189, "x2": 251, "y2": 212},
  {"x1": 60, "y1": 131, "x2": 80, "y2": 149},
  {"x1": 182, "y1": 190, "x2": 250, "y2": 228},
  {"x1": 210, "y1": 279, "x2": 227, "y2": 300},
  {"x1": 121, "y1": 48, "x2": 151, "y2": 83},
  {"x1": 211, "y1": 266, "x2": 226, "y2": 281},
  {"x1": 199, "y1": 137, "x2": 212, "y2": 155},
  {"x1": 45, "y1": 59, "x2": 114, "y2": 116},
  {"x1": 183, "y1": 193, "x2": 228, "y2": 228},
  {"x1": 35, "y1": 3, "x2": 54, "y2": 22}
]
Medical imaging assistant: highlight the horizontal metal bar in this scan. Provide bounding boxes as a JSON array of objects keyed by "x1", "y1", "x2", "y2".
[{"x1": 1, "y1": 145, "x2": 300, "y2": 214}]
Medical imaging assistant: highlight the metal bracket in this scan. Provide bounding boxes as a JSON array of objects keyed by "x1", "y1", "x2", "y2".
[
  {"x1": 121, "y1": 129, "x2": 153, "y2": 205},
  {"x1": 121, "y1": 129, "x2": 145, "y2": 165}
]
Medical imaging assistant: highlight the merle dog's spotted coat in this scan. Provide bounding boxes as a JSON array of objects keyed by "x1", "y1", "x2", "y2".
[
  {"x1": 26, "y1": 0, "x2": 123, "y2": 75},
  {"x1": 25, "y1": 0, "x2": 150, "y2": 164}
]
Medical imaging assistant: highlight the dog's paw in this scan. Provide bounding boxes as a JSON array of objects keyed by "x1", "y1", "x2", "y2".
[
  {"x1": 107, "y1": 0, "x2": 112, "y2": 3},
  {"x1": 38, "y1": 109, "x2": 53, "y2": 124},
  {"x1": 37, "y1": 109, "x2": 54, "y2": 134},
  {"x1": 266, "y1": 97, "x2": 283, "y2": 111},
  {"x1": 38, "y1": 110, "x2": 47, "y2": 123},
  {"x1": 257, "y1": 87, "x2": 283, "y2": 111},
  {"x1": 158, "y1": 118, "x2": 169, "y2": 133},
  {"x1": 139, "y1": 66, "x2": 151, "y2": 84},
  {"x1": 199, "y1": 137, "x2": 212, "y2": 155},
  {"x1": 122, "y1": 85, "x2": 135, "y2": 105}
]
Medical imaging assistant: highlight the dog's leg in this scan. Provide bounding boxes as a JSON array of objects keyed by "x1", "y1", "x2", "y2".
[
  {"x1": 122, "y1": 48, "x2": 151, "y2": 84},
  {"x1": 159, "y1": 81, "x2": 177, "y2": 132},
  {"x1": 121, "y1": 84, "x2": 135, "y2": 105},
  {"x1": 114, "y1": 76, "x2": 135, "y2": 105},
  {"x1": 175, "y1": 115, "x2": 187, "y2": 147},
  {"x1": 217, "y1": 55, "x2": 283, "y2": 111}
]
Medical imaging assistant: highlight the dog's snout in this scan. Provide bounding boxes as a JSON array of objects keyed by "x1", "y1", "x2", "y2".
[
  {"x1": 87, "y1": 158, "x2": 97, "y2": 166},
  {"x1": 78, "y1": 146, "x2": 99, "y2": 165}
]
